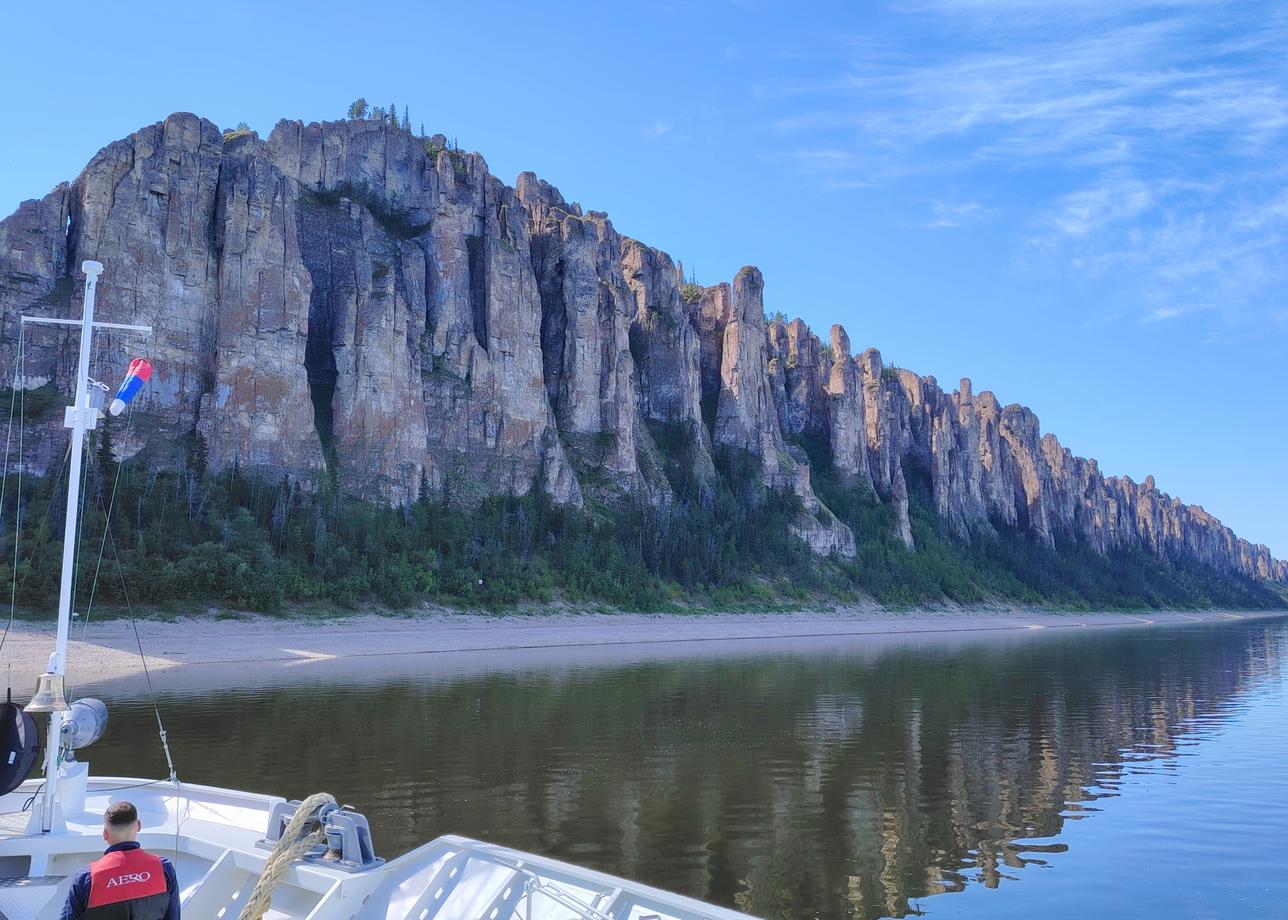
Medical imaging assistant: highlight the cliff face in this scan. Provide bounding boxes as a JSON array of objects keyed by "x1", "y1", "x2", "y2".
[{"x1": 1, "y1": 113, "x2": 1283, "y2": 585}]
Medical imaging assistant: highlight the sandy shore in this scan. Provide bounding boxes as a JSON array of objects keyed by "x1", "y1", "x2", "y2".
[{"x1": 1, "y1": 607, "x2": 1281, "y2": 691}]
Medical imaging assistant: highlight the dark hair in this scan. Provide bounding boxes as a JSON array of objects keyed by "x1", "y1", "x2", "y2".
[{"x1": 104, "y1": 801, "x2": 138, "y2": 828}]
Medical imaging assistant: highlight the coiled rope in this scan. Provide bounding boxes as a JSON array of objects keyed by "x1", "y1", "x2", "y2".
[{"x1": 237, "y1": 792, "x2": 337, "y2": 920}]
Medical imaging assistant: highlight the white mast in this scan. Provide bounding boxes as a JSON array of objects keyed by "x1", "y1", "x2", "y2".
[{"x1": 21, "y1": 260, "x2": 150, "y2": 832}]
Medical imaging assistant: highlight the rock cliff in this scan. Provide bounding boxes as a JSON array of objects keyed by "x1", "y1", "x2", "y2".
[{"x1": 1, "y1": 113, "x2": 1282, "y2": 585}]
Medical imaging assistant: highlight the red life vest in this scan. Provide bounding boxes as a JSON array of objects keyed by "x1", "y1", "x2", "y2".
[{"x1": 83, "y1": 847, "x2": 169, "y2": 919}]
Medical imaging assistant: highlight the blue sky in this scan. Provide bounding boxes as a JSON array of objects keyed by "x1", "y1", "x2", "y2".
[{"x1": 1, "y1": 0, "x2": 1284, "y2": 556}]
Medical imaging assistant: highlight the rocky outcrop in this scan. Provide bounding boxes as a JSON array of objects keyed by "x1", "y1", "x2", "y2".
[
  {"x1": 711, "y1": 268, "x2": 785, "y2": 476},
  {"x1": 822, "y1": 325, "x2": 871, "y2": 488},
  {"x1": 619, "y1": 238, "x2": 717, "y2": 495},
  {"x1": 620, "y1": 240, "x2": 703, "y2": 428},
  {"x1": 0, "y1": 186, "x2": 69, "y2": 325},
  {"x1": 890, "y1": 370, "x2": 1286, "y2": 580},
  {"x1": 699, "y1": 267, "x2": 854, "y2": 556},
  {"x1": 768, "y1": 318, "x2": 830, "y2": 441},
  {"x1": 517, "y1": 174, "x2": 643, "y2": 494},
  {"x1": 689, "y1": 282, "x2": 730, "y2": 414},
  {"x1": 201, "y1": 133, "x2": 323, "y2": 474},
  {"x1": 2, "y1": 115, "x2": 241, "y2": 472},
  {"x1": 0, "y1": 112, "x2": 1282, "y2": 584},
  {"x1": 0, "y1": 183, "x2": 72, "y2": 472},
  {"x1": 268, "y1": 119, "x2": 580, "y2": 505}
]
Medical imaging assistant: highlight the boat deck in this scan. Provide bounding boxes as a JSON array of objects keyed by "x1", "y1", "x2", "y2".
[{"x1": 0, "y1": 773, "x2": 752, "y2": 920}]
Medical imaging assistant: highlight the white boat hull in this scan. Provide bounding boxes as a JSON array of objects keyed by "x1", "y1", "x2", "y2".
[{"x1": 0, "y1": 774, "x2": 751, "y2": 920}]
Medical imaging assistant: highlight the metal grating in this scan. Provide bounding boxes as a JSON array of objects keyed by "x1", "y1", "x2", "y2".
[
  {"x1": 0, "y1": 876, "x2": 65, "y2": 920},
  {"x1": 0, "y1": 814, "x2": 29, "y2": 841}
]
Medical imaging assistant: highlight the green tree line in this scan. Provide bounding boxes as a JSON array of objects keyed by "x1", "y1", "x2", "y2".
[{"x1": 0, "y1": 421, "x2": 1280, "y2": 618}]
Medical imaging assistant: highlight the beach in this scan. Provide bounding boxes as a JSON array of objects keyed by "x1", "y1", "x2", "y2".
[{"x1": 3, "y1": 607, "x2": 1281, "y2": 688}]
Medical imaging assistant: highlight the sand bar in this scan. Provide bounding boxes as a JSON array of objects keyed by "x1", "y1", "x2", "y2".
[{"x1": 1, "y1": 607, "x2": 1282, "y2": 693}]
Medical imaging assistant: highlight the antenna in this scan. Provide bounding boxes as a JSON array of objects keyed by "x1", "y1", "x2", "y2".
[{"x1": 20, "y1": 261, "x2": 151, "y2": 834}]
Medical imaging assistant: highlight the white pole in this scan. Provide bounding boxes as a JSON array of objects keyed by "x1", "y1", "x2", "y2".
[{"x1": 39, "y1": 259, "x2": 103, "y2": 833}]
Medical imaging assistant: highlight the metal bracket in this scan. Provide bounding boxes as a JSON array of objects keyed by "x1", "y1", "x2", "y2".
[
  {"x1": 256, "y1": 799, "x2": 384, "y2": 872},
  {"x1": 63, "y1": 404, "x2": 99, "y2": 432},
  {"x1": 20, "y1": 316, "x2": 153, "y2": 334}
]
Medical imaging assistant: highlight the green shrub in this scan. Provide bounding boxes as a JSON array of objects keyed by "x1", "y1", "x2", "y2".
[{"x1": 0, "y1": 384, "x2": 65, "y2": 419}]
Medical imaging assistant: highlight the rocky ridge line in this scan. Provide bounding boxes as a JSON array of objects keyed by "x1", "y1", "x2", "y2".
[{"x1": 0, "y1": 113, "x2": 1282, "y2": 585}]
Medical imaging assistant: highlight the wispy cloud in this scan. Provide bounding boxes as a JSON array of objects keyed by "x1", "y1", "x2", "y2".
[
  {"x1": 1144, "y1": 306, "x2": 1184, "y2": 323},
  {"x1": 895, "y1": 0, "x2": 1217, "y2": 22},
  {"x1": 1027, "y1": 167, "x2": 1288, "y2": 324},
  {"x1": 640, "y1": 120, "x2": 672, "y2": 139},
  {"x1": 923, "y1": 199, "x2": 991, "y2": 229},
  {"x1": 760, "y1": 0, "x2": 1288, "y2": 327},
  {"x1": 766, "y1": 14, "x2": 1288, "y2": 172},
  {"x1": 1045, "y1": 177, "x2": 1155, "y2": 239}
]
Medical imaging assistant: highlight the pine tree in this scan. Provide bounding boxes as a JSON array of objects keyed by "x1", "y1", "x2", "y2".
[
  {"x1": 347, "y1": 98, "x2": 368, "y2": 119},
  {"x1": 389, "y1": 101, "x2": 397, "y2": 126},
  {"x1": 402, "y1": 106, "x2": 410, "y2": 131},
  {"x1": 95, "y1": 419, "x2": 118, "y2": 491},
  {"x1": 419, "y1": 122, "x2": 425, "y2": 138}
]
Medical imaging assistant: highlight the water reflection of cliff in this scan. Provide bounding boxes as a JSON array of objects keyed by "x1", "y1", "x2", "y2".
[{"x1": 94, "y1": 620, "x2": 1284, "y2": 920}]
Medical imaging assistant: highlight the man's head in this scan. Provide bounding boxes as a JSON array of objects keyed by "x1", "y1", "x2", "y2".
[{"x1": 102, "y1": 801, "x2": 142, "y2": 844}]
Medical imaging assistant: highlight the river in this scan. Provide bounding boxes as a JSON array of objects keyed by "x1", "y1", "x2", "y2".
[{"x1": 78, "y1": 615, "x2": 1288, "y2": 919}]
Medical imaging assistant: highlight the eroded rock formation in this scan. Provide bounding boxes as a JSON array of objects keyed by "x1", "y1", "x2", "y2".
[{"x1": 0, "y1": 113, "x2": 1282, "y2": 583}]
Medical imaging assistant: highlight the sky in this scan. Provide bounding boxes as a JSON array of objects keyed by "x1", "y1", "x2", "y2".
[{"x1": 1, "y1": 0, "x2": 1284, "y2": 556}]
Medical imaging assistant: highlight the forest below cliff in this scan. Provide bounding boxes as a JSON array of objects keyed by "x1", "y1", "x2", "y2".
[{"x1": 2, "y1": 412, "x2": 1280, "y2": 616}]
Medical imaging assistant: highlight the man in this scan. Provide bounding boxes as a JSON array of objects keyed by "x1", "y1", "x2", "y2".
[{"x1": 59, "y1": 801, "x2": 180, "y2": 920}]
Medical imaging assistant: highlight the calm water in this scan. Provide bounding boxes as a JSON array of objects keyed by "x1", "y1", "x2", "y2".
[{"x1": 78, "y1": 617, "x2": 1287, "y2": 920}]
